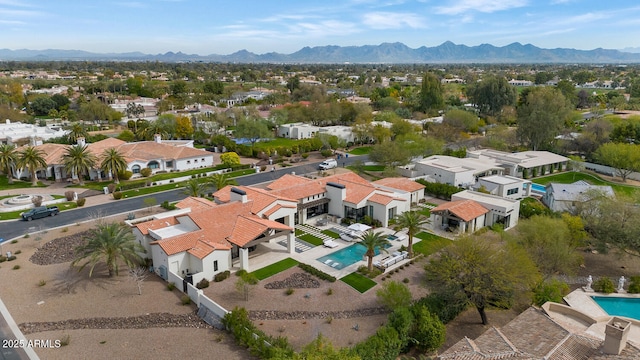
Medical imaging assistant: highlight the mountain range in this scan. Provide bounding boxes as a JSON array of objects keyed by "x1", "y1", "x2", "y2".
[{"x1": 2, "y1": 42, "x2": 640, "y2": 63}]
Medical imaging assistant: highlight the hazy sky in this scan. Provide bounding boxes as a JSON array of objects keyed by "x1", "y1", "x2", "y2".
[{"x1": 3, "y1": 0, "x2": 640, "y2": 54}]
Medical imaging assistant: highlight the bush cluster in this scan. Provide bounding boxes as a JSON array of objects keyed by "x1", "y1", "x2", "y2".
[
  {"x1": 214, "y1": 271, "x2": 231, "y2": 282},
  {"x1": 161, "y1": 201, "x2": 177, "y2": 210},
  {"x1": 415, "y1": 179, "x2": 463, "y2": 200},
  {"x1": 76, "y1": 198, "x2": 86, "y2": 207},
  {"x1": 140, "y1": 167, "x2": 152, "y2": 177},
  {"x1": 196, "y1": 278, "x2": 210, "y2": 289},
  {"x1": 222, "y1": 307, "x2": 294, "y2": 359},
  {"x1": 297, "y1": 263, "x2": 336, "y2": 282},
  {"x1": 593, "y1": 277, "x2": 616, "y2": 294},
  {"x1": 112, "y1": 191, "x2": 123, "y2": 200}
]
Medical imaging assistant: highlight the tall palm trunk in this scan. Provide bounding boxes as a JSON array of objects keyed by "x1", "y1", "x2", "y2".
[{"x1": 30, "y1": 170, "x2": 38, "y2": 186}]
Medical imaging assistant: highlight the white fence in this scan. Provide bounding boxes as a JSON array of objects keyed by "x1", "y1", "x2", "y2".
[{"x1": 167, "y1": 270, "x2": 228, "y2": 329}]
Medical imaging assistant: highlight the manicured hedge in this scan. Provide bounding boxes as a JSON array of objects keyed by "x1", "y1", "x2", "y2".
[{"x1": 297, "y1": 263, "x2": 336, "y2": 282}]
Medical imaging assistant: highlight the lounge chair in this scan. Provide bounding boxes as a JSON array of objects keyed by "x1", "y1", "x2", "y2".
[
  {"x1": 340, "y1": 232, "x2": 355, "y2": 242},
  {"x1": 323, "y1": 239, "x2": 339, "y2": 248}
]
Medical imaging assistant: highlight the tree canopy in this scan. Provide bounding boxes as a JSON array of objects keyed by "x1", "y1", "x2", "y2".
[
  {"x1": 424, "y1": 237, "x2": 540, "y2": 325},
  {"x1": 516, "y1": 87, "x2": 572, "y2": 150},
  {"x1": 466, "y1": 76, "x2": 517, "y2": 117}
]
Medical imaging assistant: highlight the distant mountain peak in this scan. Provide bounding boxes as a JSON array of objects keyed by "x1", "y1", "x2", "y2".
[{"x1": 1, "y1": 42, "x2": 639, "y2": 63}]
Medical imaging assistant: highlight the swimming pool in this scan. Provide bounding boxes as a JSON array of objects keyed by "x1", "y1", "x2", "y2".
[
  {"x1": 591, "y1": 296, "x2": 640, "y2": 321},
  {"x1": 529, "y1": 183, "x2": 546, "y2": 193},
  {"x1": 387, "y1": 235, "x2": 398, "y2": 241},
  {"x1": 317, "y1": 243, "x2": 390, "y2": 270}
]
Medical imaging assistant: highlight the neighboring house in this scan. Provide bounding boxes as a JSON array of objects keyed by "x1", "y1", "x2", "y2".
[
  {"x1": 317, "y1": 125, "x2": 355, "y2": 143},
  {"x1": 0, "y1": 119, "x2": 68, "y2": 146},
  {"x1": 439, "y1": 305, "x2": 640, "y2": 359},
  {"x1": 430, "y1": 190, "x2": 520, "y2": 233},
  {"x1": 508, "y1": 79, "x2": 534, "y2": 87},
  {"x1": 467, "y1": 149, "x2": 569, "y2": 178},
  {"x1": 15, "y1": 135, "x2": 214, "y2": 182},
  {"x1": 131, "y1": 190, "x2": 297, "y2": 284},
  {"x1": 452, "y1": 190, "x2": 520, "y2": 230},
  {"x1": 277, "y1": 122, "x2": 320, "y2": 139},
  {"x1": 542, "y1": 181, "x2": 615, "y2": 212},
  {"x1": 430, "y1": 199, "x2": 489, "y2": 234},
  {"x1": 264, "y1": 172, "x2": 423, "y2": 227},
  {"x1": 476, "y1": 175, "x2": 532, "y2": 200},
  {"x1": 410, "y1": 155, "x2": 504, "y2": 187}
]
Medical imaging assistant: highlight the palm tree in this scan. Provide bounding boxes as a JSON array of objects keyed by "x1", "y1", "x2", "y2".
[
  {"x1": 100, "y1": 148, "x2": 127, "y2": 183},
  {"x1": 183, "y1": 178, "x2": 206, "y2": 197},
  {"x1": 63, "y1": 144, "x2": 97, "y2": 185},
  {"x1": 67, "y1": 122, "x2": 89, "y2": 144},
  {"x1": 72, "y1": 222, "x2": 144, "y2": 277},
  {"x1": 0, "y1": 144, "x2": 17, "y2": 184},
  {"x1": 358, "y1": 230, "x2": 391, "y2": 272},
  {"x1": 16, "y1": 146, "x2": 47, "y2": 186},
  {"x1": 209, "y1": 172, "x2": 237, "y2": 191},
  {"x1": 394, "y1": 210, "x2": 429, "y2": 258}
]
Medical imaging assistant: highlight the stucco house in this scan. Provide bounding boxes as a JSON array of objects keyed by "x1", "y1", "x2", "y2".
[
  {"x1": 467, "y1": 149, "x2": 569, "y2": 178},
  {"x1": 542, "y1": 181, "x2": 615, "y2": 213},
  {"x1": 263, "y1": 172, "x2": 424, "y2": 227},
  {"x1": 475, "y1": 175, "x2": 532, "y2": 200},
  {"x1": 15, "y1": 135, "x2": 214, "y2": 182},
  {"x1": 430, "y1": 190, "x2": 520, "y2": 233},
  {"x1": 0, "y1": 119, "x2": 67, "y2": 146},
  {"x1": 276, "y1": 122, "x2": 320, "y2": 139},
  {"x1": 132, "y1": 190, "x2": 297, "y2": 285},
  {"x1": 410, "y1": 155, "x2": 504, "y2": 188}
]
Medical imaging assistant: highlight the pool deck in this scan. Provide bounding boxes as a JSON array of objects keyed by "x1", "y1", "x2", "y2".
[
  {"x1": 543, "y1": 289, "x2": 640, "y2": 346},
  {"x1": 243, "y1": 222, "x2": 413, "y2": 279}
]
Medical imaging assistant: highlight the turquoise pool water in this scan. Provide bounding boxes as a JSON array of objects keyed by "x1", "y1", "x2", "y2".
[
  {"x1": 317, "y1": 243, "x2": 389, "y2": 270},
  {"x1": 531, "y1": 183, "x2": 546, "y2": 193},
  {"x1": 592, "y1": 296, "x2": 640, "y2": 320},
  {"x1": 387, "y1": 235, "x2": 398, "y2": 241}
]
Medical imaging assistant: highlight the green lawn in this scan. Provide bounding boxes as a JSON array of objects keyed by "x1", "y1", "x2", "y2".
[
  {"x1": 340, "y1": 272, "x2": 377, "y2": 293},
  {"x1": 0, "y1": 176, "x2": 45, "y2": 190},
  {"x1": 251, "y1": 258, "x2": 299, "y2": 281},
  {"x1": 321, "y1": 230, "x2": 341, "y2": 239},
  {"x1": 298, "y1": 233, "x2": 323, "y2": 246},
  {"x1": 348, "y1": 146, "x2": 371, "y2": 155},
  {"x1": 413, "y1": 232, "x2": 452, "y2": 256},
  {"x1": 0, "y1": 201, "x2": 78, "y2": 221},
  {"x1": 534, "y1": 171, "x2": 639, "y2": 197},
  {"x1": 362, "y1": 165, "x2": 385, "y2": 172}
]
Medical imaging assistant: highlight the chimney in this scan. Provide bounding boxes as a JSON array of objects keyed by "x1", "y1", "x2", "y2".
[
  {"x1": 77, "y1": 137, "x2": 86, "y2": 147},
  {"x1": 229, "y1": 187, "x2": 248, "y2": 203},
  {"x1": 603, "y1": 317, "x2": 631, "y2": 355},
  {"x1": 154, "y1": 134, "x2": 162, "y2": 143}
]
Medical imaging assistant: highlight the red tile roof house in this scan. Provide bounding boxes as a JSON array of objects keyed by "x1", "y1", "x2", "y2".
[
  {"x1": 263, "y1": 172, "x2": 425, "y2": 227},
  {"x1": 131, "y1": 188, "x2": 297, "y2": 285},
  {"x1": 15, "y1": 135, "x2": 214, "y2": 182},
  {"x1": 430, "y1": 190, "x2": 520, "y2": 234}
]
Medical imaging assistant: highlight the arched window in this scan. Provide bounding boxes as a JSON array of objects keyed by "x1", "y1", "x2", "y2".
[
  {"x1": 132, "y1": 165, "x2": 141, "y2": 174},
  {"x1": 147, "y1": 161, "x2": 160, "y2": 169}
]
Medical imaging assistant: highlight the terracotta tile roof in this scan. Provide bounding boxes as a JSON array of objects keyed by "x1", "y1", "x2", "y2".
[
  {"x1": 269, "y1": 181, "x2": 327, "y2": 200},
  {"x1": 33, "y1": 143, "x2": 68, "y2": 165},
  {"x1": 116, "y1": 141, "x2": 209, "y2": 163},
  {"x1": 153, "y1": 230, "x2": 231, "y2": 259},
  {"x1": 227, "y1": 215, "x2": 292, "y2": 247},
  {"x1": 373, "y1": 177, "x2": 426, "y2": 192},
  {"x1": 135, "y1": 217, "x2": 178, "y2": 235},
  {"x1": 175, "y1": 197, "x2": 217, "y2": 211},
  {"x1": 213, "y1": 185, "x2": 297, "y2": 214},
  {"x1": 263, "y1": 203, "x2": 297, "y2": 217},
  {"x1": 367, "y1": 193, "x2": 405, "y2": 205},
  {"x1": 267, "y1": 174, "x2": 312, "y2": 190},
  {"x1": 431, "y1": 200, "x2": 489, "y2": 222}
]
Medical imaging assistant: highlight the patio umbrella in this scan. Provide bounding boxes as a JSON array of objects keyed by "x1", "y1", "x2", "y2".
[{"x1": 348, "y1": 223, "x2": 371, "y2": 232}]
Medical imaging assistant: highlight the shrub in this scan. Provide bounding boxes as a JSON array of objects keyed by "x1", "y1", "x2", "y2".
[
  {"x1": 61, "y1": 227, "x2": 69, "y2": 233},
  {"x1": 214, "y1": 271, "x2": 231, "y2": 282},
  {"x1": 14, "y1": 250, "x2": 21, "y2": 255},
  {"x1": 628, "y1": 276, "x2": 640, "y2": 294},
  {"x1": 0, "y1": 256, "x2": 6, "y2": 263},
  {"x1": 415, "y1": 292, "x2": 468, "y2": 324},
  {"x1": 235, "y1": 269, "x2": 248, "y2": 277},
  {"x1": 181, "y1": 295, "x2": 191, "y2": 305},
  {"x1": 376, "y1": 281, "x2": 412, "y2": 310},
  {"x1": 64, "y1": 191, "x2": 75, "y2": 201},
  {"x1": 38, "y1": 280, "x2": 46, "y2": 286},
  {"x1": 59, "y1": 334, "x2": 70, "y2": 346},
  {"x1": 593, "y1": 277, "x2": 616, "y2": 294},
  {"x1": 403, "y1": 278, "x2": 410, "y2": 283},
  {"x1": 320, "y1": 149, "x2": 333, "y2": 157},
  {"x1": 533, "y1": 279, "x2": 570, "y2": 306},
  {"x1": 140, "y1": 167, "x2": 152, "y2": 177},
  {"x1": 117, "y1": 170, "x2": 133, "y2": 181},
  {"x1": 31, "y1": 195, "x2": 43, "y2": 207},
  {"x1": 166, "y1": 282, "x2": 176, "y2": 291},
  {"x1": 326, "y1": 288, "x2": 333, "y2": 295},
  {"x1": 76, "y1": 198, "x2": 86, "y2": 207},
  {"x1": 12, "y1": 265, "x2": 20, "y2": 270},
  {"x1": 222, "y1": 307, "x2": 294, "y2": 359},
  {"x1": 112, "y1": 191, "x2": 123, "y2": 200},
  {"x1": 285, "y1": 288, "x2": 294, "y2": 295},
  {"x1": 7, "y1": 256, "x2": 16, "y2": 261},
  {"x1": 196, "y1": 278, "x2": 210, "y2": 289},
  {"x1": 297, "y1": 263, "x2": 336, "y2": 282},
  {"x1": 107, "y1": 183, "x2": 116, "y2": 193}
]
